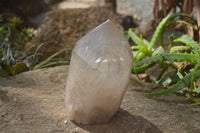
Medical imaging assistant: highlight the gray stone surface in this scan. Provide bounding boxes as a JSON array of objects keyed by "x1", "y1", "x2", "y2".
[{"x1": 117, "y1": 0, "x2": 154, "y2": 23}]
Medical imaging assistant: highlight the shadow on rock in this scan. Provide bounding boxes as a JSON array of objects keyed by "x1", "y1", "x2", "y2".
[
  {"x1": 0, "y1": 89, "x2": 11, "y2": 102},
  {"x1": 0, "y1": 74, "x2": 36, "y2": 88},
  {"x1": 76, "y1": 108, "x2": 162, "y2": 133}
]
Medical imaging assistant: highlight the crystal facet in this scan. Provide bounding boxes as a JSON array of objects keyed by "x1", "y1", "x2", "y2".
[{"x1": 65, "y1": 20, "x2": 133, "y2": 124}]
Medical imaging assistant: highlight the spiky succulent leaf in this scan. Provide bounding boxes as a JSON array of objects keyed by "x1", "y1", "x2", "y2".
[
  {"x1": 128, "y1": 29, "x2": 142, "y2": 46},
  {"x1": 133, "y1": 53, "x2": 199, "y2": 71},
  {"x1": 145, "y1": 69, "x2": 200, "y2": 97},
  {"x1": 155, "y1": 71, "x2": 187, "y2": 86},
  {"x1": 170, "y1": 46, "x2": 191, "y2": 53},
  {"x1": 170, "y1": 33, "x2": 199, "y2": 54},
  {"x1": 149, "y1": 13, "x2": 196, "y2": 50}
]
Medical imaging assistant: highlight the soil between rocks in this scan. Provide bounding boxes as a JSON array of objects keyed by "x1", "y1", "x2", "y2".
[{"x1": 0, "y1": 65, "x2": 200, "y2": 133}]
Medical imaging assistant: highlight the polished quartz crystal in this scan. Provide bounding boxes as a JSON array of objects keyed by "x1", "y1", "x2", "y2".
[{"x1": 65, "y1": 20, "x2": 133, "y2": 124}]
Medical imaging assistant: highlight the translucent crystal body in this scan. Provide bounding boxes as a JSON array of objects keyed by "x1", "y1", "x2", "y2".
[{"x1": 65, "y1": 20, "x2": 133, "y2": 124}]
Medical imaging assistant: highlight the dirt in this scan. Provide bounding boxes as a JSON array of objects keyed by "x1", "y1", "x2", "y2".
[{"x1": 0, "y1": 65, "x2": 200, "y2": 133}]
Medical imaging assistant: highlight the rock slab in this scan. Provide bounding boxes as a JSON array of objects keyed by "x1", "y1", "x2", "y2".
[{"x1": 0, "y1": 66, "x2": 200, "y2": 132}]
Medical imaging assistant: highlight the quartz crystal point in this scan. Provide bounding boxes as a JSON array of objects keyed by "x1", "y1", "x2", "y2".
[{"x1": 65, "y1": 20, "x2": 133, "y2": 124}]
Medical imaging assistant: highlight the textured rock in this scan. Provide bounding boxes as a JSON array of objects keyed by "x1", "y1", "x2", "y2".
[
  {"x1": 1, "y1": 66, "x2": 200, "y2": 132},
  {"x1": 28, "y1": 7, "x2": 122, "y2": 61},
  {"x1": 65, "y1": 20, "x2": 133, "y2": 124}
]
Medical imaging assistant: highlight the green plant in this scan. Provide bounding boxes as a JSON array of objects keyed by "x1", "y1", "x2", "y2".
[
  {"x1": 0, "y1": 17, "x2": 33, "y2": 77},
  {"x1": 126, "y1": 13, "x2": 200, "y2": 105},
  {"x1": 0, "y1": 17, "x2": 69, "y2": 77}
]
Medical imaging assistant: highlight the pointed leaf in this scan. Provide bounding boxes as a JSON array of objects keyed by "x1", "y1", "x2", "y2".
[
  {"x1": 194, "y1": 87, "x2": 200, "y2": 93},
  {"x1": 155, "y1": 71, "x2": 187, "y2": 86},
  {"x1": 33, "y1": 48, "x2": 69, "y2": 70},
  {"x1": 150, "y1": 13, "x2": 196, "y2": 50},
  {"x1": 145, "y1": 69, "x2": 200, "y2": 97},
  {"x1": 12, "y1": 62, "x2": 28, "y2": 75},
  {"x1": 170, "y1": 46, "x2": 191, "y2": 53},
  {"x1": 170, "y1": 33, "x2": 199, "y2": 54},
  {"x1": 133, "y1": 53, "x2": 199, "y2": 69},
  {"x1": 128, "y1": 29, "x2": 143, "y2": 46},
  {"x1": 0, "y1": 67, "x2": 9, "y2": 77},
  {"x1": 1, "y1": 62, "x2": 12, "y2": 74}
]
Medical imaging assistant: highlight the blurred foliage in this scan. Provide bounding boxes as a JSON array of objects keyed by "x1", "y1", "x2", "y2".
[
  {"x1": 0, "y1": 17, "x2": 69, "y2": 78},
  {"x1": 0, "y1": 17, "x2": 34, "y2": 77}
]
